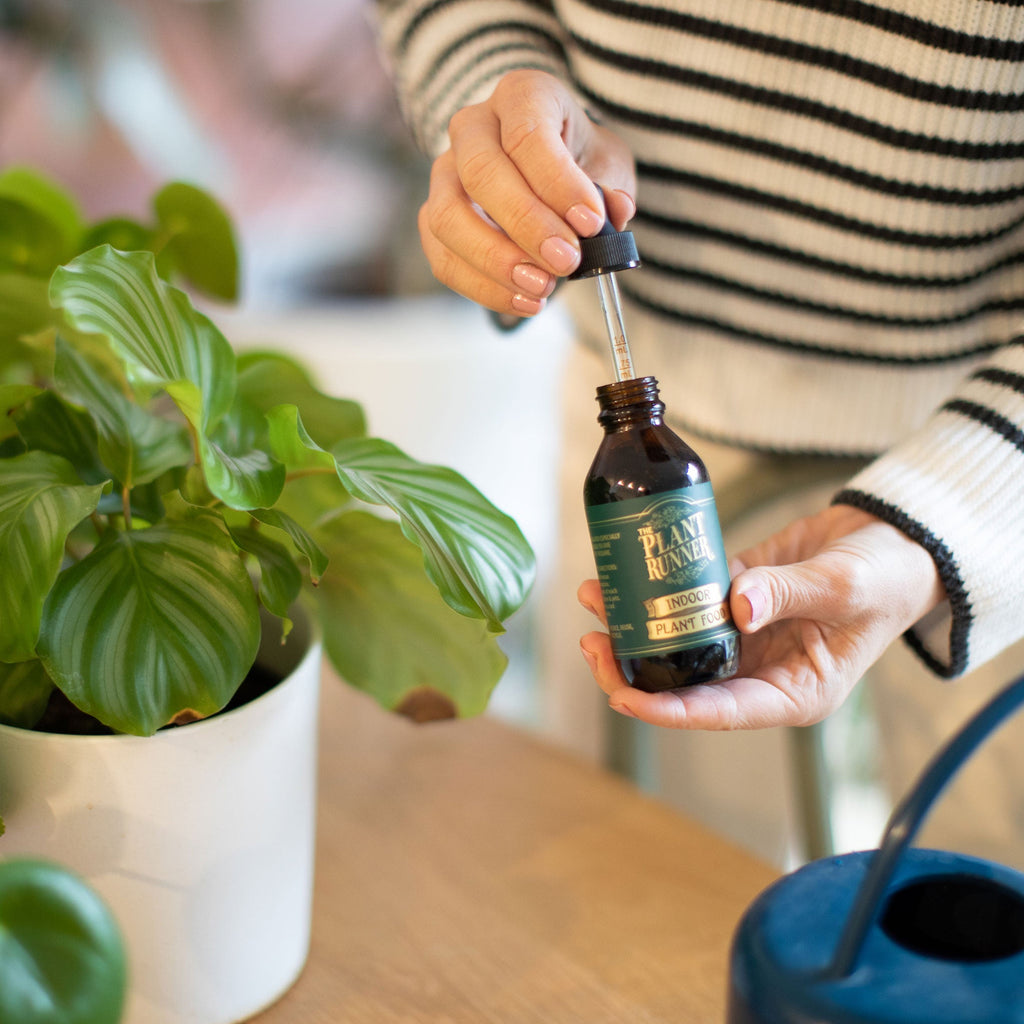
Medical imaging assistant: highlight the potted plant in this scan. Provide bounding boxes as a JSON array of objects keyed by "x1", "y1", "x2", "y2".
[
  {"x1": 0, "y1": 166, "x2": 535, "y2": 1023},
  {"x1": 0, "y1": 854, "x2": 126, "y2": 1024}
]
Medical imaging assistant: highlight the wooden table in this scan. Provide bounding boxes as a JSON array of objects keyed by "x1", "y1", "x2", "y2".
[{"x1": 254, "y1": 673, "x2": 778, "y2": 1023}]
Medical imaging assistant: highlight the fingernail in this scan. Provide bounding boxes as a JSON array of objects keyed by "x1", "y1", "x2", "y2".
[
  {"x1": 511, "y1": 262, "x2": 552, "y2": 296},
  {"x1": 566, "y1": 202, "x2": 603, "y2": 237},
  {"x1": 613, "y1": 189, "x2": 636, "y2": 220},
  {"x1": 580, "y1": 641, "x2": 598, "y2": 671},
  {"x1": 511, "y1": 293, "x2": 543, "y2": 315},
  {"x1": 610, "y1": 702, "x2": 637, "y2": 719},
  {"x1": 540, "y1": 235, "x2": 580, "y2": 275},
  {"x1": 742, "y1": 587, "x2": 766, "y2": 627}
]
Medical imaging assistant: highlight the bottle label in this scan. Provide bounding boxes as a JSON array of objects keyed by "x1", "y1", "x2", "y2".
[{"x1": 586, "y1": 484, "x2": 738, "y2": 658}]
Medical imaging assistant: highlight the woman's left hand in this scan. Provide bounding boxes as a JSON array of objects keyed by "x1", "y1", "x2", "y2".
[{"x1": 578, "y1": 505, "x2": 946, "y2": 729}]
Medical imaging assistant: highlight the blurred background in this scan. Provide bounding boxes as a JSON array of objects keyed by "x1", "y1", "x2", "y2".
[{"x1": 1, "y1": 0, "x2": 894, "y2": 870}]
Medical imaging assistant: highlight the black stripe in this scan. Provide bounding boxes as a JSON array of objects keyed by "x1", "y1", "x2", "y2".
[
  {"x1": 618, "y1": 283, "x2": 1005, "y2": 364},
  {"x1": 942, "y1": 398, "x2": 1024, "y2": 452},
  {"x1": 635, "y1": 254, "x2": 1024, "y2": 329},
  {"x1": 634, "y1": 209, "x2": 1024, "y2": 288},
  {"x1": 420, "y1": 23, "x2": 566, "y2": 93},
  {"x1": 577, "y1": 73, "x2": 1024, "y2": 163},
  {"x1": 420, "y1": 34, "x2": 567, "y2": 123},
  {"x1": 635, "y1": 163, "x2": 1024, "y2": 248},
  {"x1": 579, "y1": 0, "x2": 1024, "y2": 62},
  {"x1": 572, "y1": 4, "x2": 1024, "y2": 110},
  {"x1": 774, "y1": 0, "x2": 1024, "y2": 61},
  {"x1": 971, "y1": 366, "x2": 1024, "y2": 395},
  {"x1": 395, "y1": 0, "x2": 554, "y2": 55},
  {"x1": 638, "y1": 132, "x2": 1024, "y2": 207},
  {"x1": 832, "y1": 488, "x2": 969, "y2": 678}
]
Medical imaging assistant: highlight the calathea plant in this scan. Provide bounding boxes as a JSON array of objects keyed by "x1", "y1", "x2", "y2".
[{"x1": 0, "y1": 166, "x2": 535, "y2": 740}]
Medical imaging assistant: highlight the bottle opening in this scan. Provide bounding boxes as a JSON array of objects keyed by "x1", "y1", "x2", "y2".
[
  {"x1": 880, "y1": 874, "x2": 1024, "y2": 962},
  {"x1": 596, "y1": 375, "x2": 660, "y2": 409}
]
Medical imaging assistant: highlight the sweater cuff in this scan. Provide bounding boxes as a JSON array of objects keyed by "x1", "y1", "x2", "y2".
[{"x1": 831, "y1": 488, "x2": 967, "y2": 678}]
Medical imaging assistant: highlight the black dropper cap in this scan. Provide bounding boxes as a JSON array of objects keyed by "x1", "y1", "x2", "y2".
[{"x1": 568, "y1": 191, "x2": 641, "y2": 280}]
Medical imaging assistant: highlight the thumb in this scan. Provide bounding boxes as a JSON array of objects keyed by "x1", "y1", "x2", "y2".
[{"x1": 731, "y1": 562, "x2": 839, "y2": 632}]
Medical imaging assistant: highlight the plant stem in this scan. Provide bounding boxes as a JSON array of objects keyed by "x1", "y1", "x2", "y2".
[{"x1": 122, "y1": 486, "x2": 133, "y2": 530}]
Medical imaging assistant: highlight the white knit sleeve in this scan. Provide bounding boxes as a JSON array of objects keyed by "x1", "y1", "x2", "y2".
[
  {"x1": 833, "y1": 338, "x2": 1024, "y2": 679},
  {"x1": 374, "y1": 0, "x2": 578, "y2": 157}
]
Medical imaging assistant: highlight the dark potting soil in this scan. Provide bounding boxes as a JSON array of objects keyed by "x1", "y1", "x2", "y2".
[{"x1": 31, "y1": 661, "x2": 282, "y2": 736}]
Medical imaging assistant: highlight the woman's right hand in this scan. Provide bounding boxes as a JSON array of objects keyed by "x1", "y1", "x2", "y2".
[{"x1": 419, "y1": 69, "x2": 636, "y2": 316}]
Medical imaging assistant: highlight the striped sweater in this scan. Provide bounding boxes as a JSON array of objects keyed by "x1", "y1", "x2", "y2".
[{"x1": 376, "y1": 0, "x2": 1024, "y2": 680}]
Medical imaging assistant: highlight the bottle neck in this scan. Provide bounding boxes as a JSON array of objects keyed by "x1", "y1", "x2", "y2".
[{"x1": 595, "y1": 376, "x2": 664, "y2": 431}]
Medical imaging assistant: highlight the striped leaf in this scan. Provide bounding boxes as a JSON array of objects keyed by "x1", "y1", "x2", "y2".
[
  {"x1": 37, "y1": 514, "x2": 260, "y2": 736},
  {"x1": 330, "y1": 437, "x2": 535, "y2": 632},
  {"x1": 314, "y1": 512, "x2": 507, "y2": 716},
  {"x1": 249, "y1": 507, "x2": 329, "y2": 582},
  {"x1": 0, "y1": 452, "x2": 107, "y2": 662},
  {"x1": 49, "y1": 246, "x2": 234, "y2": 428},
  {"x1": 49, "y1": 246, "x2": 286, "y2": 509},
  {"x1": 53, "y1": 338, "x2": 192, "y2": 488},
  {"x1": 230, "y1": 525, "x2": 302, "y2": 631}
]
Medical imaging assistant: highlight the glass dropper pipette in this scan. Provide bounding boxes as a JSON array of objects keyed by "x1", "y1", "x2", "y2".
[{"x1": 568, "y1": 188, "x2": 642, "y2": 381}]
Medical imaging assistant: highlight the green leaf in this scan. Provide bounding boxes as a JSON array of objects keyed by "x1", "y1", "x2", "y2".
[
  {"x1": 49, "y1": 246, "x2": 287, "y2": 511},
  {"x1": 230, "y1": 525, "x2": 301, "y2": 631},
  {"x1": 0, "y1": 198, "x2": 67, "y2": 276},
  {"x1": 0, "y1": 273, "x2": 56, "y2": 348},
  {"x1": 0, "y1": 452, "x2": 108, "y2": 662},
  {"x1": 0, "y1": 659, "x2": 54, "y2": 728},
  {"x1": 237, "y1": 351, "x2": 365, "y2": 448},
  {"x1": 81, "y1": 217, "x2": 152, "y2": 254},
  {"x1": 0, "y1": 384, "x2": 40, "y2": 443},
  {"x1": 249, "y1": 507, "x2": 329, "y2": 581},
  {"x1": 154, "y1": 182, "x2": 238, "y2": 300},
  {"x1": 265, "y1": 402, "x2": 336, "y2": 472},
  {"x1": 315, "y1": 512, "x2": 507, "y2": 716},
  {"x1": 37, "y1": 513, "x2": 261, "y2": 735},
  {"x1": 199, "y1": 396, "x2": 286, "y2": 510},
  {"x1": 54, "y1": 338, "x2": 192, "y2": 488},
  {"x1": 11, "y1": 390, "x2": 108, "y2": 485},
  {"x1": 330, "y1": 437, "x2": 535, "y2": 631},
  {"x1": 0, "y1": 858, "x2": 126, "y2": 1024},
  {"x1": 0, "y1": 167, "x2": 83, "y2": 260},
  {"x1": 49, "y1": 246, "x2": 235, "y2": 429}
]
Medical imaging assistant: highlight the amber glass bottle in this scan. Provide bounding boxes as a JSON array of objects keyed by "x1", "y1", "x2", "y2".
[{"x1": 584, "y1": 376, "x2": 740, "y2": 692}]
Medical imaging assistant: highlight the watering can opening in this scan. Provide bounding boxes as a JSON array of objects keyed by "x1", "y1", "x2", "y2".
[
  {"x1": 880, "y1": 873, "x2": 1024, "y2": 963},
  {"x1": 728, "y1": 672, "x2": 1024, "y2": 1024}
]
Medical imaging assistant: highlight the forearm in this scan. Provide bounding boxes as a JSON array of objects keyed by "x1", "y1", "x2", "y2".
[{"x1": 834, "y1": 338, "x2": 1024, "y2": 678}]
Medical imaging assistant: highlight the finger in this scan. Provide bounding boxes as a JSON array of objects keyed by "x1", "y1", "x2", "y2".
[
  {"x1": 488, "y1": 72, "x2": 617, "y2": 236},
  {"x1": 601, "y1": 186, "x2": 637, "y2": 231},
  {"x1": 449, "y1": 102, "x2": 585, "y2": 278},
  {"x1": 730, "y1": 560, "x2": 852, "y2": 634},
  {"x1": 579, "y1": 630, "x2": 628, "y2": 696},
  {"x1": 605, "y1": 674, "x2": 809, "y2": 730},
  {"x1": 420, "y1": 157, "x2": 556, "y2": 315},
  {"x1": 577, "y1": 579, "x2": 607, "y2": 626}
]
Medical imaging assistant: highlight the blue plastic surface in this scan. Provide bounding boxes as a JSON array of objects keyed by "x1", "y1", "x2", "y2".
[{"x1": 728, "y1": 848, "x2": 1024, "y2": 1024}]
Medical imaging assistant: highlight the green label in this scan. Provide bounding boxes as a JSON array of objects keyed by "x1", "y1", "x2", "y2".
[{"x1": 586, "y1": 484, "x2": 738, "y2": 658}]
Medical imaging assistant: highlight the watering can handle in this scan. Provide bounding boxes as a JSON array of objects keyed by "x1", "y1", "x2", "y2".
[{"x1": 827, "y1": 671, "x2": 1024, "y2": 979}]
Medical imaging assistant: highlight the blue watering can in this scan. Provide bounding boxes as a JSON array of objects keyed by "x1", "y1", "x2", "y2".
[{"x1": 729, "y1": 673, "x2": 1024, "y2": 1023}]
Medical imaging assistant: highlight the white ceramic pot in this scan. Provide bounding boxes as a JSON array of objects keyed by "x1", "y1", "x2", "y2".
[{"x1": 0, "y1": 623, "x2": 322, "y2": 1024}]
